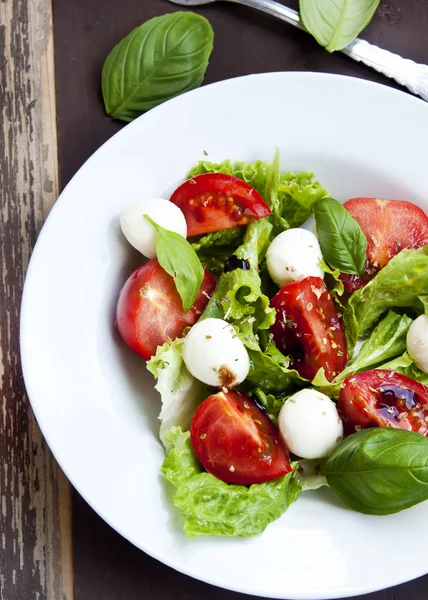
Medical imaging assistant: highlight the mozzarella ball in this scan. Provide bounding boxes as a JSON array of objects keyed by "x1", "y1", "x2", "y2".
[
  {"x1": 266, "y1": 228, "x2": 324, "y2": 287},
  {"x1": 407, "y1": 314, "x2": 428, "y2": 373},
  {"x1": 278, "y1": 389, "x2": 343, "y2": 459},
  {"x1": 183, "y1": 318, "x2": 250, "y2": 388},
  {"x1": 120, "y1": 197, "x2": 187, "y2": 258}
]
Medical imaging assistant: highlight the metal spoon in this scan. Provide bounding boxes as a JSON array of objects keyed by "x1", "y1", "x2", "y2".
[{"x1": 168, "y1": 0, "x2": 428, "y2": 102}]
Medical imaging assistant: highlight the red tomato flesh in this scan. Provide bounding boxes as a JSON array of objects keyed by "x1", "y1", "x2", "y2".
[
  {"x1": 270, "y1": 276, "x2": 347, "y2": 382},
  {"x1": 170, "y1": 173, "x2": 272, "y2": 237},
  {"x1": 341, "y1": 198, "x2": 428, "y2": 292},
  {"x1": 190, "y1": 390, "x2": 291, "y2": 485},
  {"x1": 338, "y1": 370, "x2": 428, "y2": 436},
  {"x1": 116, "y1": 259, "x2": 216, "y2": 360}
]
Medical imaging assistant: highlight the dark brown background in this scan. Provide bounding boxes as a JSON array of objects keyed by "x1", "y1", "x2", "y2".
[{"x1": 53, "y1": 1, "x2": 428, "y2": 598}]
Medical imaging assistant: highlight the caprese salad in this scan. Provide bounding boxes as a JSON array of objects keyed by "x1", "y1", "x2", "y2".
[{"x1": 115, "y1": 154, "x2": 428, "y2": 537}]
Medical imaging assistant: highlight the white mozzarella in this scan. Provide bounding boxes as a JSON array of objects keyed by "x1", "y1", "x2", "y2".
[
  {"x1": 278, "y1": 388, "x2": 343, "y2": 459},
  {"x1": 407, "y1": 314, "x2": 428, "y2": 373},
  {"x1": 266, "y1": 228, "x2": 324, "y2": 287},
  {"x1": 120, "y1": 197, "x2": 187, "y2": 258},
  {"x1": 182, "y1": 318, "x2": 250, "y2": 388}
]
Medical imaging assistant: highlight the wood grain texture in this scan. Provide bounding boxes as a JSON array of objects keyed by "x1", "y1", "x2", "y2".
[
  {"x1": 51, "y1": 0, "x2": 428, "y2": 599},
  {"x1": 0, "y1": 1, "x2": 73, "y2": 599}
]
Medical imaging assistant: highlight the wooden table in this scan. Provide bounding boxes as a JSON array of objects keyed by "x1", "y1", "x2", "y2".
[{"x1": 1, "y1": 0, "x2": 428, "y2": 598}]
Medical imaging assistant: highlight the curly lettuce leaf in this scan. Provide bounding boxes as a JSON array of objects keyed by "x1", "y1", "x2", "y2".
[
  {"x1": 190, "y1": 226, "x2": 246, "y2": 278},
  {"x1": 191, "y1": 227, "x2": 245, "y2": 252},
  {"x1": 296, "y1": 459, "x2": 328, "y2": 491},
  {"x1": 194, "y1": 247, "x2": 234, "y2": 279},
  {"x1": 346, "y1": 246, "x2": 428, "y2": 338},
  {"x1": 235, "y1": 218, "x2": 273, "y2": 269},
  {"x1": 271, "y1": 172, "x2": 329, "y2": 232},
  {"x1": 147, "y1": 339, "x2": 208, "y2": 449},
  {"x1": 201, "y1": 221, "x2": 276, "y2": 340},
  {"x1": 378, "y1": 353, "x2": 428, "y2": 386},
  {"x1": 202, "y1": 266, "x2": 274, "y2": 341},
  {"x1": 201, "y1": 222, "x2": 307, "y2": 395},
  {"x1": 245, "y1": 335, "x2": 308, "y2": 394},
  {"x1": 320, "y1": 258, "x2": 345, "y2": 297},
  {"x1": 252, "y1": 388, "x2": 290, "y2": 424},
  {"x1": 314, "y1": 311, "x2": 413, "y2": 396},
  {"x1": 161, "y1": 427, "x2": 301, "y2": 537}
]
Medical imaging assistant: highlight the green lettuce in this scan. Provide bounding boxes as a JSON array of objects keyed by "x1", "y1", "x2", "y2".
[
  {"x1": 201, "y1": 220, "x2": 275, "y2": 335},
  {"x1": 345, "y1": 246, "x2": 428, "y2": 339},
  {"x1": 147, "y1": 338, "x2": 208, "y2": 449},
  {"x1": 191, "y1": 227, "x2": 245, "y2": 252},
  {"x1": 191, "y1": 227, "x2": 245, "y2": 277},
  {"x1": 314, "y1": 311, "x2": 413, "y2": 396},
  {"x1": 234, "y1": 218, "x2": 273, "y2": 268},
  {"x1": 245, "y1": 333, "x2": 307, "y2": 394},
  {"x1": 377, "y1": 353, "x2": 428, "y2": 386},
  {"x1": 296, "y1": 459, "x2": 328, "y2": 491},
  {"x1": 202, "y1": 220, "x2": 308, "y2": 395},
  {"x1": 320, "y1": 258, "x2": 345, "y2": 297},
  {"x1": 252, "y1": 388, "x2": 291, "y2": 424},
  {"x1": 161, "y1": 427, "x2": 301, "y2": 537},
  {"x1": 272, "y1": 171, "x2": 329, "y2": 232}
]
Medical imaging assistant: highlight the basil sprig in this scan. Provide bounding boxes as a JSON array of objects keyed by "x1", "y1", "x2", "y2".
[
  {"x1": 315, "y1": 197, "x2": 367, "y2": 275},
  {"x1": 145, "y1": 216, "x2": 204, "y2": 313},
  {"x1": 300, "y1": 0, "x2": 380, "y2": 52},
  {"x1": 102, "y1": 12, "x2": 214, "y2": 122},
  {"x1": 324, "y1": 428, "x2": 428, "y2": 515}
]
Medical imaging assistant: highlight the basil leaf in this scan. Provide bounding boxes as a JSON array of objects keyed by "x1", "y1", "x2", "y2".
[
  {"x1": 324, "y1": 428, "x2": 428, "y2": 515},
  {"x1": 145, "y1": 216, "x2": 204, "y2": 313},
  {"x1": 315, "y1": 197, "x2": 367, "y2": 275},
  {"x1": 102, "y1": 12, "x2": 214, "y2": 121},
  {"x1": 300, "y1": 0, "x2": 380, "y2": 52}
]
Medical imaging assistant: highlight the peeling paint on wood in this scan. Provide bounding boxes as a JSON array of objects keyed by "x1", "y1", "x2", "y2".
[{"x1": 0, "y1": 1, "x2": 73, "y2": 599}]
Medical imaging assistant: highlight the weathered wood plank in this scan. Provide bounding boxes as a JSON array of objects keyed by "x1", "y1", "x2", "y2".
[{"x1": 0, "y1": 1, "x2": 74, "y2": 599}]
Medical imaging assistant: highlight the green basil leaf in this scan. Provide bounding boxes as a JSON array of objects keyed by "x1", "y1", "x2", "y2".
[
  {"x1": 145, "y1": 216, "x2": 204, "y2": 313},
  {"x1": 300, "y1": 0, "x2": 381, "y2": 52},
  {"x1": 324, "y1": 428, "x2": 428, "y2": 515},
  {"x1": 102, "y1": 12, "x2": 214, "y2": 121},
  {"x1": 315, "y1": 197, "x2": 367, "y2": 275}
]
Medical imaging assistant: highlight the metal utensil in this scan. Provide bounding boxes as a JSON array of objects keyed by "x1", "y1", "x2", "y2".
[{"x1": 168, "y1": 0, "x2": 428, "y2": 102}]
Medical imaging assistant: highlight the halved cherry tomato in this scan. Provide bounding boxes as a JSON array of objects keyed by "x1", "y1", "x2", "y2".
[
  {"x1": 190, "y1": 390, "x2": 291, "y2": 485},
  {"x1": 341, "y1": 198, "x2": 428, "y2": 292},
  {"x1": 170, "y1": 173, "x2": 272, "y2": 237},
  {"x1": 270, "y1": 276, "x2": 347, "y2": 382},
  {"x1": 338, "y1": 370, "x2": 428, "y2": 436},
  {"x1": 116, "y1": 259, "x2": 216, "y2": 360}
]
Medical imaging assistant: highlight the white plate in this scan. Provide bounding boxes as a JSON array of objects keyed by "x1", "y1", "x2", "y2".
[{"x1": 21, "y1": 73, "x2": 428, "y2": 599}]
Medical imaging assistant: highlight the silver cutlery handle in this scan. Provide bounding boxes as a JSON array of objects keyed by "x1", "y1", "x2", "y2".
[
  {"x1": 342, "y1": 39, "x2": 428, "y2": 102},
  {"x1": 227, "y1": 0, "x2": 303, "y2": 29},
  {"x1": 226, "y1": 0, "x2": 428, "y2": 102}
]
